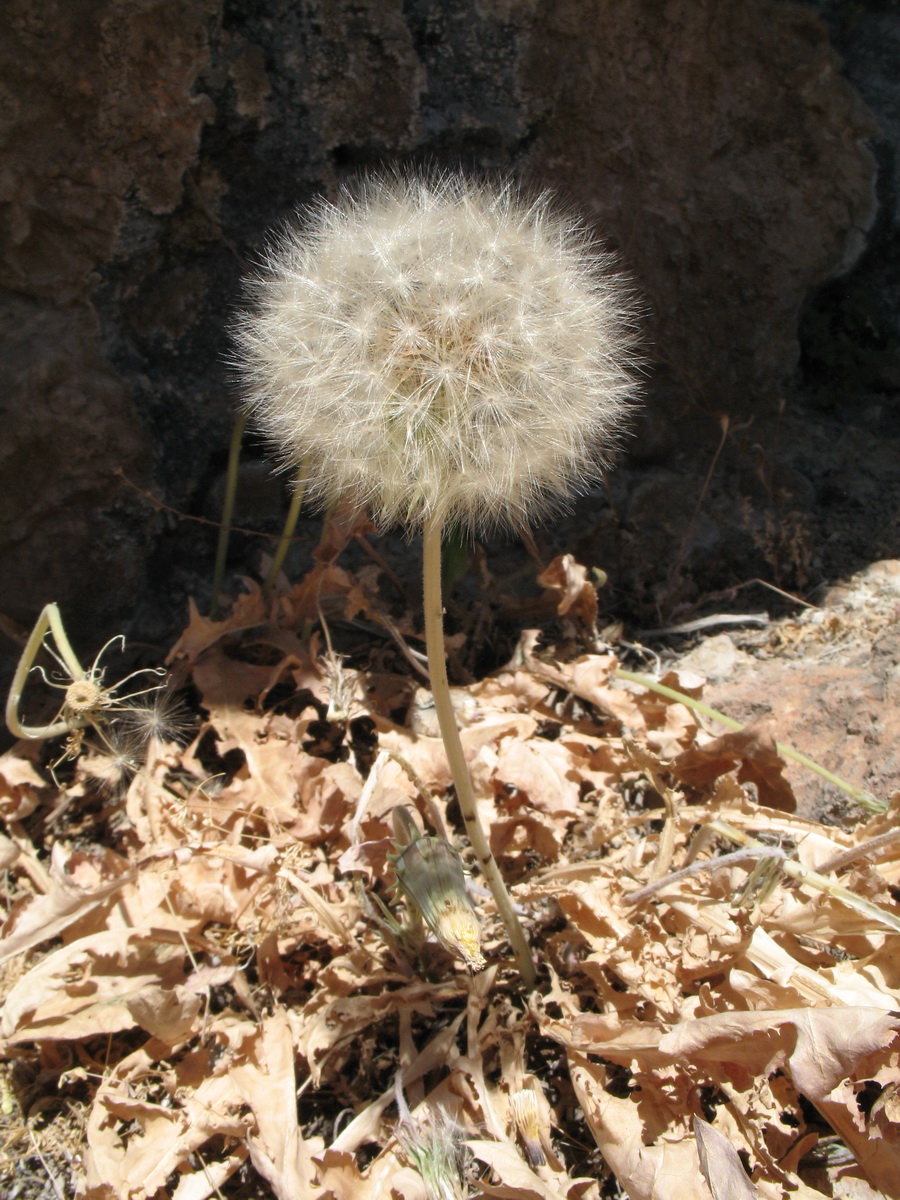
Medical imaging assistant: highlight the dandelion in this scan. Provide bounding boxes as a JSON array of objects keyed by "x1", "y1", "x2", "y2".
[
  {"x1": 236, "y1": 173, "x2": 638, "y2": 534},
  {"x1": 116, "y1": 687, "x2": 192, "y2": 752},
  {"x1": 236, "y1": 172, "x2": 641, "y2": 985}
]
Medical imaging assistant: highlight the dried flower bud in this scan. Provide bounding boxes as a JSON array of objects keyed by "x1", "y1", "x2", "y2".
[
  {"x1": 509, "y1": 1088, "x2": 546, "y2": 1168},
  {"x1": 236, "y1": 172, "x2": 640, "y2": 533},
  {"x1": 390, "y1": 807, "x2": 485, "y2": 971},
  {"x1": 395, "y1": 1102, "x2": 468, "y2": 1200}
]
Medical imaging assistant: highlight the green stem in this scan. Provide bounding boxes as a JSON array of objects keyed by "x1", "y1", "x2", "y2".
[
  {"x1": 262, "y1": 457, "x2": 310, "y2": 601},
  {"x1": 6, "y1": 603, "x2": 86, "y2": 740},
  {"x1": 613, "y1": 667, "x2": 885, "y2": 813},
  {"x1": 422, "y1": 513, "x2": 535, "y2": 986},
  {"x1": 706, "y1": 820, "x2": 900, "y2": 935},
  {"x1": 211, "y1": 411, "x2": 248, "y2": 619}
]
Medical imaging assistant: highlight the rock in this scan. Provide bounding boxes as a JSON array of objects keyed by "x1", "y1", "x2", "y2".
[
  {"x1": 0, "y1": 0, "x2": 888, "y2": 668},
  {"x1": 678, "y1": 634, "x2": 754, "y2": 683}
]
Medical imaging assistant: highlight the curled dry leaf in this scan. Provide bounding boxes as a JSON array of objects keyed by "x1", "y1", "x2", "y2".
[
  {"x1": 537, "y1": 554, "x2": 599, "y2": 627},
  {"x1": 167, "y1": 587, "x2": 269, "y2": 663},
  {"x1": 493, "y1": 737, "x2": 582, "y2": 818},
  {"x1": 227, "y1": 1009, "x2": 326, "y2": 1200},
  {"x1": 668, "y1": 717, "x2": 795, "y2": 811},
  {"x1": 568, "y1": 1052, "x2": 714, "y2": 1200},
  {"x1": 0, "y1": 745, "x2": 47, "y2": 820},
  {"x1": 1, "y1": 929, "x2": 195, "y2": 1045},
  {"x1": 0, "y1": 842, "x2": 135, "y2": 965}
]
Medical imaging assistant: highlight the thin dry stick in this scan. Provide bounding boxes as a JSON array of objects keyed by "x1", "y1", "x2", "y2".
[
  {"x1": 116, "y1": 469, "x2": 288, "y2": 541},
  {"x1": 383, "y1": 747, "x2": 452, "y2": 841},
  {"x1": 26, "y1": 1127, "x2": 65, "y2": 1200},
  {"x1": 371, "y1": 612, "x2": 431, "y2": 681},
  {"x1": 624, "y1": 846, "x2": 787, "y2": 905},
  {"x1": 665, "y1": 414, "x2": 730, "y2": 600},
  {"x1": 817, "y1": 828, "x2": 900, "y2": 875},
  {"x1": 423, "y1": 514, "x2": 535, "y2": 986}
]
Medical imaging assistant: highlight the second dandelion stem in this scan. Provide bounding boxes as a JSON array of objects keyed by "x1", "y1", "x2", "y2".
[{"x1": 422, "y1": 513, "x2": 535, "y2": 987}]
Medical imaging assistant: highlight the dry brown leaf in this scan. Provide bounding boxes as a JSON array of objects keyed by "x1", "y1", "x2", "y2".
[
  {"x1": 283, "y1": 560, "x2": 372, "y2": 625},
  {"x1": 490, "y1": 813, "x2": 562, "y2": 863},
  {"x1": 191, "y1": 645, "x2": 295, "y2": 720},
  {"x1": 668, "y1": 718, "x2": 795, "y2": 811},
  {"x1": 547, "y1": 1002, "x2": 900, "y2": 1195},
  {"x1": 472, "y1": 668, "x2": 555, "y2": 714},
  {"x1": 552, "y1": 654, "x2": 649, "y2": 730},
  {"x1": 1, "y1": 928, "x2": 193, "y2": 1045},
  {"x1": 227, "y1": 1008, "x2": 326, "y2": 1200},
  {"x1": 693, "y1": 1116, "x2": 759, "y2": 1199},
  {"x1": 83, "y1": 1057, "x2": 250, "y2": 1198},
  {"x1": 317, "y1": 1145, "x2": 430, "y2": 1200},
  {"x1": 467, "y1": 1138, "x2": 571, "y2": 1200},
  {"x1": 0, "y1": 842, "x2": 135, "y2": 964},
  {"x1": 0, "y1": 831, "x2": 19, "y2": 869},
  {"x1": 661, "y1": 1006, "x2": 900, "y2": 1194},
  {"x1": 568, "y1": 1051, "x2": 713, "y2": 1200},
  {"x1": 167, "y1": 586, "x2": 268, "y2": 663},
  {"x1": 740, "y1": 926, "x2": 898, "y2": 1009},
  {"x1": 537, "y1": 554, "x2": 598, "y2": 627},
  {"x1": 171, "y1": 1149, "x2": 250, "y2": 1200},
  {"x1": 492, "y1": 737, "x2": 582, "y2": 818},
  {"x1": 329, "y1": 1013, "x2": 466, "y2": 1154},
  {"x1": 658, "y1": 1007, "x2": 900, "y2": 1099},
  {"x1": 297, "y1": 984, "x2": 454, "y2": 1087},
  {"x1": 0, "y1": 744, "x2": 47, "y2": 820},
  {"x1": 337, "y1": 837, "x2": 394, "y2": 886}
]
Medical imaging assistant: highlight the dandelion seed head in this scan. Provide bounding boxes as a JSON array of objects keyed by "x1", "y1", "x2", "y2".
[
  {"x1": 395, "y1": 1100, "x2": 469, "y2": 1200},
  {"x1": 117, "y1": 688, "x2": 192, "y2": 750},
  {"x1": 236, "y1": 172, "x2": 640, "y2": 532}
]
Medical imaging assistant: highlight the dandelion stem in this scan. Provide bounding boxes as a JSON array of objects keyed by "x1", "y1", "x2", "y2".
[
  {"x1": 211, "y1": 411, "x2": 247, "y2": 619},
  {"x1": 422, "y1": 513, "x2": 535, "y2": 986},
  {"x1": 262, "y1": 456, "x2": 310, "y2": 601}
]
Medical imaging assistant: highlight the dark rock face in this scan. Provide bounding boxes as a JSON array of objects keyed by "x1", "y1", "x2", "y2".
[
  {"x1": 0, "y1": 0, "x2": 894, "y2": 664},
  {"x1": 518, "y1": 0, "x2": 876, "y2": 406},
  {"x1": 1, "y1": 0, "x2": 216, "y2": 649},
  {"x1": 799, "y1": 1, "x2": 900, "y2": 407}
]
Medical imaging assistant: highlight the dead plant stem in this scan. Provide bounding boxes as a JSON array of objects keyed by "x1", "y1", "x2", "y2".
[
  {"x1": 212, "y1": 412, "x2": 248, "y2": 618},
  {"x1": 6, "y1": 602, "x2": 86, "y2": 740},
  {"x1": 665, "y1": 415, "x2": 729, "y2": 602}
]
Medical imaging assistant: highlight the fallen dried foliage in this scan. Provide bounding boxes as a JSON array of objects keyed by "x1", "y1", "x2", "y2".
[{"x1": 2, "y1": 558, "x2": 899, "y2": 1200}]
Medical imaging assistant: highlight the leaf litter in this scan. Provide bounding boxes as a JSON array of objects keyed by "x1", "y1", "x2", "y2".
[{"x1": 1, "y1": 550, "x2": 900, "y2": 1200}]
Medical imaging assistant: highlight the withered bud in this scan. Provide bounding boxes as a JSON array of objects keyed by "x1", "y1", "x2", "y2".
[
  {"x1": 509, "y1": 1088, "x2": 546, "y2": 1168},
  {"x1": 390, "y1": 807, "x2": 485, "y2": 971}
]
